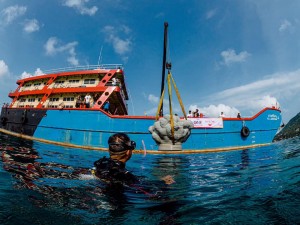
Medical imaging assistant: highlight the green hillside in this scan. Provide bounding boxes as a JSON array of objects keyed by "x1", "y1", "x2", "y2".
[{"x1": 274, "y1": 112, "x2": 300, "y2": 141}]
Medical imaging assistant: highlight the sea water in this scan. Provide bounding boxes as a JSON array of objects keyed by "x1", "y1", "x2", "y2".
[{"x1": 0, "y1": 132, "x2": 299, "y2": 225}]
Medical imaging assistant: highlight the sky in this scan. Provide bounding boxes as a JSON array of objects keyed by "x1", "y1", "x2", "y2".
[{"x1": 0, "y1": 0, "x2": 300, "y2": 123}]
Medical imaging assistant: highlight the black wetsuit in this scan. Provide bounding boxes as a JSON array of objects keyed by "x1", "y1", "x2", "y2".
[
  {"x1": 93, "y1": 156, "x2": 139, "y2": 189},
  {"x1": 94, "y1": 157, "x2": 168, "y2": 198}
]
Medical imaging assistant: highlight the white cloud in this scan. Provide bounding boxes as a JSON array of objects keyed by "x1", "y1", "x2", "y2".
[
  {"x1": 20, "y1": 71, "x2": 31, "y2": 79},
  {"x1": 44, "y1": 37, "x2": 79, "y2": 66},
  {"x1": 34, "y1": 68, "x2": 44, "y2": 75},
  {"x1": 144, "y1": 93, "x2": 188, "y2": 116},
  {"x1": 220, "y1": 49, "x2": 251, "y2": 66},
  {"x1": 20, "y1": 68, "x2": 44, "y2": 79},
  {"x1": 144, "y1": 92, "x2": 242, "y2": 118},
  {"x1": 206, "y1": 9, "x2": 217, "y2": 20},
  {"x1": 144, "y1": 105, "x2": 182, "y2": 117},
  {"x1": 0, "y1": 60, "x2": 9, "y2": 77},
  {"x1": 102, "y1": 25, "x2": 132, "y2": 62},
  {"x1": 148, "y1": 94, "x2": 159, "y2": 104},
  {"x1": 0, "y1": 5, "x2": 27, "y2": 25},
  {"x1": 189, "y1": 104, "x2": 239, "y2": 118},
  {"x1": 279, "y1": 19, "x2": 292, "y2": 32},
  {"x1": 197, "y1": 69, "x2": 300, "y2": 117},
  {"x1": 67, "y1": 55, "x2": 79, "y2": 66},
  {"x1": 113, "y1": 37, "x2": 131, "y2": 55},
  {"x1": 45, "y1": 37, "x2": 58, "y2": 55},
  {"x1": 63, "y1": 0, "x2": 98, "y2": 16},
  {"x1": 256, "y1": 95, "x2": 279, "y2": 109},
  {"x1": 23, "y1": 19, "x2": 40, "y2": 33},
  {"x1": 213, "y1": 70, "x2": 299, "y2": 100}
]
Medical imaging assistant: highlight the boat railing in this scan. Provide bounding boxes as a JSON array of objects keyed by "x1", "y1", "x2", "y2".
[{"x1": 42, "y1": 64, "x2": 123, "y2": 74}]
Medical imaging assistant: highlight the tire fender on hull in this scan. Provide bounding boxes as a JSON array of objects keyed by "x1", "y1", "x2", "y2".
[{"x1": 241, "y1": 126, "x2": 250, "y2": 137}]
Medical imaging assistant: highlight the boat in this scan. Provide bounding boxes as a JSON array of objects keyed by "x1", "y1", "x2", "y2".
[{"x1": 0, "y1": 23, "x2": 282, "y2": 154}]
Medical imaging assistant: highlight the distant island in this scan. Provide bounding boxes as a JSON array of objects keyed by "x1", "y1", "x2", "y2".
[{"x1": 274, "y1": 112, "x2": 300, "y2": 141}]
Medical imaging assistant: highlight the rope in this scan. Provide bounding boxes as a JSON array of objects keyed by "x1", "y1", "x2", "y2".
[
  {"x1": 170, "y1": 72, "x2": 187, "y2": 119},
  {"x1": 155, "y1": 88, "x2": 165, "y2": 120},
  {"x1": 167, "y1": 72, "x2": 175, "y2": 142}
]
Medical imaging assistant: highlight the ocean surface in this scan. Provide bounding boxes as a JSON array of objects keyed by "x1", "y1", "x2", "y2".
[{"x1": 0, "y1": 132, "x2": 300, "y2": 225}]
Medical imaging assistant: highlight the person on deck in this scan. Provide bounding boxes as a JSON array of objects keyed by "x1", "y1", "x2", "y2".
[
  {"x1": 112, "y1": 77, "x2": 117, "y2": 86},
  {"x1": 84, "y1": 93, "x2": 91, "y2": 108},
  {"x1": 219, "y1": 112, "x2": 225, "y2": 118},
  {"x1": 194, "y1": 109, "x2": 199, "y2": 117},
  {"x1": 75, "y1": 95, "x2": 82, "y2": 108},
  {"x1": 103, "y1": 101, "x2": 110, "y2": 113}
]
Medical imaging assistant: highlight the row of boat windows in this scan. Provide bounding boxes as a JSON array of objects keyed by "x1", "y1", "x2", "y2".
[
  {"x1": 25, "y1": 82, "x2": 45, "y2": 87},
  {"x1": 49, "y1": 97, "x2": 75, "y2": 101},
  {"x1": 20, "y1": 98, "x2": 42, "y2": 102},
  {"x1": 24, "y1": 79, "x2": 97, "y2": 87},
  {"x1": 49, "y1": 105, "x2": 74, "y2": 108},
  {"x1": 19, "y1": 105, "x2": 35, "y2": 108},
  {"x1": 54, "y1": 79, "x2": 96, "y2": 84},
  {"x1": 19, "y1": 97, "x2": 75, "y2": 102},
  {"x1": 24, "y1": 83, "x2": 42, "y2": 87},
  {"x1": 18, "y1": 105, "x2": 74, "y2": 108}
]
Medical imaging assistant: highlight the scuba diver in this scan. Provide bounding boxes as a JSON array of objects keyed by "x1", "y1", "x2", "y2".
[
  {"x1": 91, "y1": 133, "x2": 174, "y2": 196},
  {"x1": 93, "y1": 133, "x2": 138, "y2": 187},
  {"x1": 88, "y1": 132, "x2": 139, "y2": 196}
]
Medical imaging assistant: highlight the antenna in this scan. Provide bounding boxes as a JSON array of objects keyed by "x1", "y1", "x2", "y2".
[{"x1": 97, "y1": 46, "x2": 103, "y2": 66}]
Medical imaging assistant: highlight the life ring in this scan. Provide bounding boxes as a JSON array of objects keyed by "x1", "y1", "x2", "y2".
[{"x1": 241, "y1": 126, "x2": 250, "y2": 137}]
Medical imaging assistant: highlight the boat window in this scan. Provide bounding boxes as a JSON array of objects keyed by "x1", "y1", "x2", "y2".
[
  {"x1": 54, "y1": 81, "x2": 65, "y2": 84},
  {"x1": 84, "y1": 79, "x2": 96, "y2": 84},
  {"x1": 69, "y1": 80, "x2": 80, "y2": 83},
  {"x1": 25, "y1": 84, "x2": 31, "y2": 87},
  {"x1": 28, "y1": 98, "x2": 35, "y2": 102},
  {"x1": 63, "y1": 97, "x2": 75, "y2": 101},
  {"x1": 20, "y1": 99, "x2": 26, "y2": 102},
  {"x1": 34, "y1": 83, "x2": 41, "y2": 86},
  {"x1": 49, "y1": 97, "x2": 59, "y2": 101}
]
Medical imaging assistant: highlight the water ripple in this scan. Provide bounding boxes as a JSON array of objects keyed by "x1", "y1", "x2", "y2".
[{"x1": 1, "y1": 134, "x2": 300, "y2": 224}]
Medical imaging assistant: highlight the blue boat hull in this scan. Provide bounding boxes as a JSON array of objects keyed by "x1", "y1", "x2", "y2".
[{"x1": 0, "y1": 107, "x2": 281, "y2": 152}]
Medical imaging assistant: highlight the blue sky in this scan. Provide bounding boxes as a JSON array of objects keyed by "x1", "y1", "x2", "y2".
[{"x1": 0, "y1": 0, "x2": 300, "y2": 123}]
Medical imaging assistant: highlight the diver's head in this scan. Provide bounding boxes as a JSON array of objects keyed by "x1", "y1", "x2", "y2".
[{"x1": 108, "y1": 133, "x2": 136, "y2": 163}]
